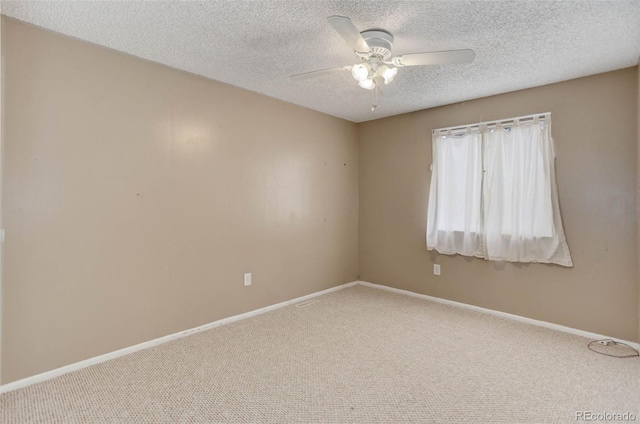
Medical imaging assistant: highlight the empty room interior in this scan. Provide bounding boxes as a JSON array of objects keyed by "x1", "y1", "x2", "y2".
[{"x1": 1, "y1": 1, "x2": 639, "y2": 423}]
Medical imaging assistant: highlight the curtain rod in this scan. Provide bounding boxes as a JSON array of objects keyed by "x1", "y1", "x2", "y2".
[{"x1": 432, "y1": 112, "x2": 551, "y2": 134}]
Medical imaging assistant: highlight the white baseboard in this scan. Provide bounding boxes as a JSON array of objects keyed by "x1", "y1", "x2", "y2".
[
  {"x1": 3, "y1": 279, "x2": 636, "y2": 394},
  {"x1": 0, "y1": 281, "x2": 358, "y2": 394},
  {"x1": 357, "y1": 281, "x2": 640, "y2": 351}
]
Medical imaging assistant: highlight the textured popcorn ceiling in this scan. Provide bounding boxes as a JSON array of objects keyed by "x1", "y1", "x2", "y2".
[{"x1": 2, "y1": 1, "x2": 639, "y2": 123}]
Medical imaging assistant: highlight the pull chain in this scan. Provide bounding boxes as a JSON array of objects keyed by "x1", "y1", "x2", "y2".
[{"x1": 370, "y1": 85, "x2": 379, "y2": 112}]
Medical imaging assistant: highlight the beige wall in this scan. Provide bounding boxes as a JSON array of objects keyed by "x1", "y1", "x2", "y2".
[
  {"x1": 359, "y1": 67, "x2": 639, "y2": 342},
  {"x1": 1, "y1": 18, "x2": 358, "y2": 384},
  {"x1": 0, "y1": 4, "x2": 4, "y2": 386},
  {"x1": 2, "y1": 15, "x2": 638, "y2": 386}
]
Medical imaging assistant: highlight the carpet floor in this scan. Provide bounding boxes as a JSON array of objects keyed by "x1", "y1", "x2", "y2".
[{"x1": 1, "y1": 285, "x2": 639, "y2": 423}]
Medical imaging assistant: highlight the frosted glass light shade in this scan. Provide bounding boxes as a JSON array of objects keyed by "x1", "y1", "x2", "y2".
[
  {"x1": 351, "y1": 64, "x2": 370, "y2": 82},
  {"x1": 380, "y1": 65, "x2": 398, "y2": 84},
  {"x1": 358, "y1": 78, "x2": 375, "y2": 90}
]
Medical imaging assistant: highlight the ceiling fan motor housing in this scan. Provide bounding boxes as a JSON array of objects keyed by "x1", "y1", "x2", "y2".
[{"x1": 360, "y1": 30, "x2": 394, "y2": 59}]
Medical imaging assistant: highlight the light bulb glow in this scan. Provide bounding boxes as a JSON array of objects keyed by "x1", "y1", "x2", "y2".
[
  {"x1": 358, "y1": 78, "x2": 375, "y2": 90},
  {"x1": 351, "y1": 64, "x2": 370, "y2": 82},
  {"x1": 380, "y1": 65, "x2": 398, "y2": 84}
]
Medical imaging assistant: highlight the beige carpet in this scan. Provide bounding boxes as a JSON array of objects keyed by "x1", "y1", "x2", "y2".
[{"x1": 2, "y1": 285, "x2": 639, "y2": 423}]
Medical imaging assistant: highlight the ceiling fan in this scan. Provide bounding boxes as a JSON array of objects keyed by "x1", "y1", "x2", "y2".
[{"x1": 291, "y1": 16, "x2": 476, "y2": 111}]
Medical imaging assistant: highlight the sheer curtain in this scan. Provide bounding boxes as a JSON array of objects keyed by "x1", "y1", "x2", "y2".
[
  {"x1": 426, "y1": 131, "x2": 484, "y2": 258},
  {"x1": 426, "y1": 117, "x2": 573, "y2": 267}
]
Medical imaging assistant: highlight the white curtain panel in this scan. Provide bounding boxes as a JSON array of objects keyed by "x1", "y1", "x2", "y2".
[
  {"x1": 426, "y1": 132, "x2": 484, "y2": 258},
  {"x1": 426, "y1": 118, "x2": 573, "y2": 267}
]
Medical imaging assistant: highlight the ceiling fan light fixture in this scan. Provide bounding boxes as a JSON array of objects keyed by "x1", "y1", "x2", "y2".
[
  {"x1": 358, "y1": 78, "x2": 375, "y2": 90},
  {"x1": 351, "y1": 63, "x2": 370, "y2": 82},
  {"x1": 290, "y1": 16, "x2": 476, "y2": 111},
  {"x1": 379, "y1": 65, "x2": 398, "y2": 84}
]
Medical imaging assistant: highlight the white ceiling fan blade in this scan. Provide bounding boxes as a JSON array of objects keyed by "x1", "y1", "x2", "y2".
[
  {"x1": 326, "y1": 16, "x2": 370, "y2": 53},
  {"x1": 374, "y1": 77, "x2": 399, "y2": 97},
  {"x1": 290, "y1": 67, "x2": 348, "y2": 81},
  {"x1": 394, "y1": 49, "x2": 476, "y2": 67}
]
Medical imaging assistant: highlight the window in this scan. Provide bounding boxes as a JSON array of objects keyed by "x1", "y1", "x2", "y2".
[{"x1": 426, "y1": 114, "x2": 572, "y2": 267}]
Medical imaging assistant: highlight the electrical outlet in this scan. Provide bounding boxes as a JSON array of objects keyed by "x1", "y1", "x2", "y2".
[
  {"x1": 243, "y1": 273, "x2": 252, "y2": 287},
  {"x1": 433, "y1": 264, "x2": 441, "y2": 276}
]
